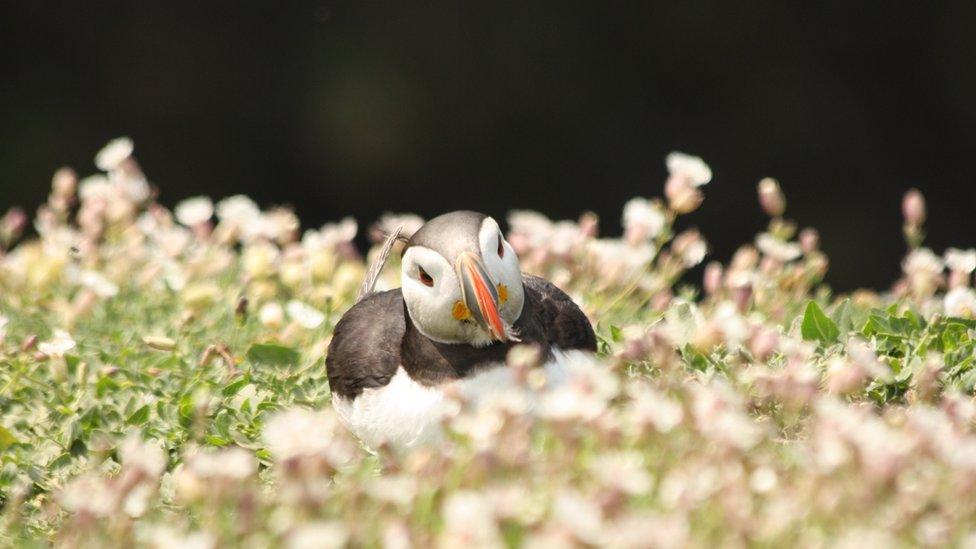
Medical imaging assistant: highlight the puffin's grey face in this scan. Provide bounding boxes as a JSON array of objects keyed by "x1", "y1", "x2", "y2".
[{"x1": 401, "y1": 212, "x2": 524, "y2": 347}]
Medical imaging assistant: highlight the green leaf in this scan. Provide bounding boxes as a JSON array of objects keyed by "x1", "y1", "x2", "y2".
[
  {"x1": 246, "y1": 343, "x2": 300, "y2": 367},
  {"x1": 222, "y1": 375, "x2": 251, "y2": 397},
  {"x1": 0, "y1": 426, "x2": 18, "y2": 450},
  {"x1": 801, "y1": 301, "x2": 840, "y2": 343},
  {"x1": 831, "y1": 298, "x2": 853, "y2": 335},
  {"x1": 126, "y1": 405, "x2": 151, "y2": 426}
]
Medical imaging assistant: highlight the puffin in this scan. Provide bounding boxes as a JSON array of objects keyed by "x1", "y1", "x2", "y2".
[{"x1": 326, "y1": 211, "x2": 596, "y2": 448}]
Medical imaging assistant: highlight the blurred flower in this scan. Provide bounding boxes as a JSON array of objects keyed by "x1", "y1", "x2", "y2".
[
  {"x1": 552, "y1": 489, "x2": 606, "y2": 545},
  {"x1": 756, "y1": 233, "x2": 802, "y2": 262},
  {"x1": 139, "y1": 526, "x2": 215, "y2": 549},
  {"x1": 629, "y1": 384, "x2": 684, "y2": 433},
  {"x1": 121, "y1": 435, "x2": 167, "y2": 477},
  {"x1": 590, "y1": 452, "x2": 653, "y2": 495},
  {"x1": 174, "y1": 196, "x2": 214, "y2": 227},
  {"x1": 665, "y1": 152, "x2": 711, "y2": 214},
  {"x1": 263, "y1": 408, "x2": 355, "y2": 466},
  {"x1": 59, "y1": 474, "x2": 117, "y2": 517},
  {"x1": 288, "y1": 522, "x2": 349, "y2": 549},
  {"x1": 95, "y1": 137, "x2": 134, "y2": 171},
  {"x1": 944, "y1": 287, "x2": 976, "y2": 317},
  {"x1": 440, "y1": 491, "x2": 501, "y2": 548},
  {"x1": 672, "y1": 229, "x2": 708, "y2": 267},
  {"x1": 0, "y1": 207, "x2": 28, "y2": 248},
  {"x1": 902, "y1": 188, "x2": 926, "y2": 227},
  {"x1": 903, "y1": 248, "x2": 944, "y2": 299},
  {"x1": 286, "y1": 300, "x2": 325, "y2": 329},
  {"x1": 143, "y1": 335, "x2": 176, "y2": 351},
  {"x1": 78, "y1": 269, "x2": 120, "y2": 297},
  {"x1": 749, "y1": 466, "x2": 778, "y2": 494},
  {"x1": 944, "y1": 248, "x2": 976, "y2": 273},
  {"x1": 243, "y1": 242, "x2": 280, "y2": 279},
  {"x1": 622, "y1": 197, "x2": 666, "y2": 245},
  {"x1": 184, "y1": 446, "x2": 256, "y2": 482},
  {"x1": 666, "y1": 151, "x2": 712, "y2": 187},
  {"x1": 371, "y1": 212, "x2": 424, "y2": 243},
  {"x1": 306, "y1": 217, "x2": 358, "y2": 249},
  {"x1": 799, "y1": 227, "x2": 820, "y2": 253},
  {"x1": 260, "y1": 302, "x2": 285, "y2": 328},
  {"x1": 825, "y1": 356, "x2": 866, "y2": 395},
  {"x1": 586, "y1": 240, "x2": 655, "y2": 285},
  {"x1": 757, "y1": 177, "x2": 786, "y2": 217},
  {"x1": 38, "y1": 329, "x2": 75, "y2": 357},
  {"x1": 216, "y1": 195, "x2": 261, "y2": 226}
]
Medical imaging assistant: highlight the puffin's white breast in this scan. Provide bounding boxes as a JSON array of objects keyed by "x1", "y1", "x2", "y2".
[{"x1": 332, "y1": 350, "x2": 576, "y2": 450}]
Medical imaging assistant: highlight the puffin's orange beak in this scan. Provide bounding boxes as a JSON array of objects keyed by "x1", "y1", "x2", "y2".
[{"x1": 456, "y1": 251, "x2": 506, "y2": 342}]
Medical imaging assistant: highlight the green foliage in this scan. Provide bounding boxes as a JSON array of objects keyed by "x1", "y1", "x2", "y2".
[{"x1": 801, "y1": 301, "x2": 840, "y2": 343}]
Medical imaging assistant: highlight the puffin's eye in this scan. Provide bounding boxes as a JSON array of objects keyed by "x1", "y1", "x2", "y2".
[
  {"x1": 497, "y1": 234, "x2": 505, "y2": 258},
  {"x1": 418, "y1": 266, "x2": 434, "y2": 287}
]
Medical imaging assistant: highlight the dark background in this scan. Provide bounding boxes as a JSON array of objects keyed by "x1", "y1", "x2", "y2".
[{"x1": 2, "y1": 2, "x2": 975, "y2": 291}]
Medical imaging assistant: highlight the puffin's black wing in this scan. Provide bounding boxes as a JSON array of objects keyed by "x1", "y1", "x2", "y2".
[
  {"x1": 522, "y1": 274, "x2": 597, "y2": 351},
  {"x1": 326, "y1": 289, "x2": 405, "y2": 399}
]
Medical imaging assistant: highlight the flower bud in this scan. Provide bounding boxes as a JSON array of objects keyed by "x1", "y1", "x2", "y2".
[
  {"x1": 757, "y1": 177, "x2": 786, "y2": 217},
  {"x1": 143, "y1": 335, "x2": 177, "y2": 351},
  {"x1": 0, "y1": 207, "x2": 28, "y2": 248},
  {"x1": 664, "y1": 178, "x2": 704, "y2": 214},
  {"x1": 52, "y1": 167, "x2": 77, "y2": 198},
  {"x1": 703, "y1": 262, "x2": 723, "y2": 295},
  {"x1": 902, "y1": 188, "x2": 926, "y2": 227},
  {"x1": 799, "y1": 228, "x2": 819, "y2": 253}
]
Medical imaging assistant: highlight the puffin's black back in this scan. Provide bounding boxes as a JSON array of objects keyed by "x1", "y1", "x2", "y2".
[
  {"x1": 326, "y1": 289, "x2": 405, "y2": 399},
  {"x1": 326, "y1": 275, "x2": 596, "y2": 400}
]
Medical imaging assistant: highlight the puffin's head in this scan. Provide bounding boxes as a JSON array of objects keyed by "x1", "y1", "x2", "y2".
[{"x1": 400, "y1": 211, "x2": 524, "y2": 347}]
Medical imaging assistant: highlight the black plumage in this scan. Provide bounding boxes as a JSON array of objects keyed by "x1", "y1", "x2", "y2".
[{"x1": 326, "y1": 274, "x2": 596, "y2": 400}]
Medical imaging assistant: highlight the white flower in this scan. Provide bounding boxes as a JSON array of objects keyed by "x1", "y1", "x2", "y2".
[
  {"x1": 174, "y1": 196, "x2": 214, "y2": 226},
  {"x1": 216, "y1": 195, "x2": 261, "y2": 225},
  {"x1": 440, "y1": 491, "x2": 502, "y2": 548},
  {"x1": 184, "y1": 447, "x2": 256, "y2": 481},
  {"x1": 138, "y1": 526, "x2": 215, "y2": 549},
  {"x1": 261, "y1": 208, "x2": 300, "y2": 243},
  {"x1": 59, "y1": 475, "x2": 116, "y2": 517},
  {"x1": 507, "y1": 210, "x2": 553, "y2": 248},
  {"x1": 286, "y1": 300, "x2": 325, "y2": 329},
  {"x1": 538, "y1": 353, "x2": 619, "y2": 421},
  {"x1": 945, "y1": 248, "x2": 976, "y2": 274},
  {"x1": 666, "y1": 151, "x2": 712, "y2": 187},
  {"x1": 586, "y1": 239, "x2": 655, "y2": 282},
  {"x1": 945, "y1": 287, "x2": 976, "y2": 318},
  {"x1": 78, "y1": 175, "x2": 115, "y2": 202},
  {"x1": 79, "y1": 269, "x2": 120, "y2": 297},
  {"x1": 288, "y1": 522, "x2": 349, "y2": 549},
  {"x1": 304, "y1": 217, "x2": 358, "y2": 250},
  {"x1": 756, "y1": 233, "x2": 802, "y2": 262},
  {"x1": 263, "y1": 408, "x2": 354, "y2": 466},
  {"x1": 590, "y1": 452, "x2": 653, "y2": 495},
  {"x1": 623, "y1": 197, "x2": 666, "y2": 242},
  {"x1": 112, "y1": 172, "x2": 151, "y2": 203},
  {"x1": 374, "y1": 212, "x2": 424, "y2": 241},
  {"x1": 38, "y1": 329, "x2": 76, "y2": 357},
  {"x1": 95, "y1": 137, "x2": 134, "y2": 171},
  {"x1": 121, "y1": 435, "x2": 167, "y2": 477},
  {"x1": 629, "y1": 384, "x2": 684, "y2": 433},
  {"x1": 903, "y1": 248, "x2": 944, "y2": 276},
  {"x1": 552, "y1": 489, "x2": 606, "y2": 545},
  {"x1": 259, "y1": 302, "x2": 285, "y2": 328},
  {"x1": 750, "y1": 466, "x2": 778, "y2": 493},
  {"x1": 672, "y1": 229, "x2": 708, "y2": 267}
]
